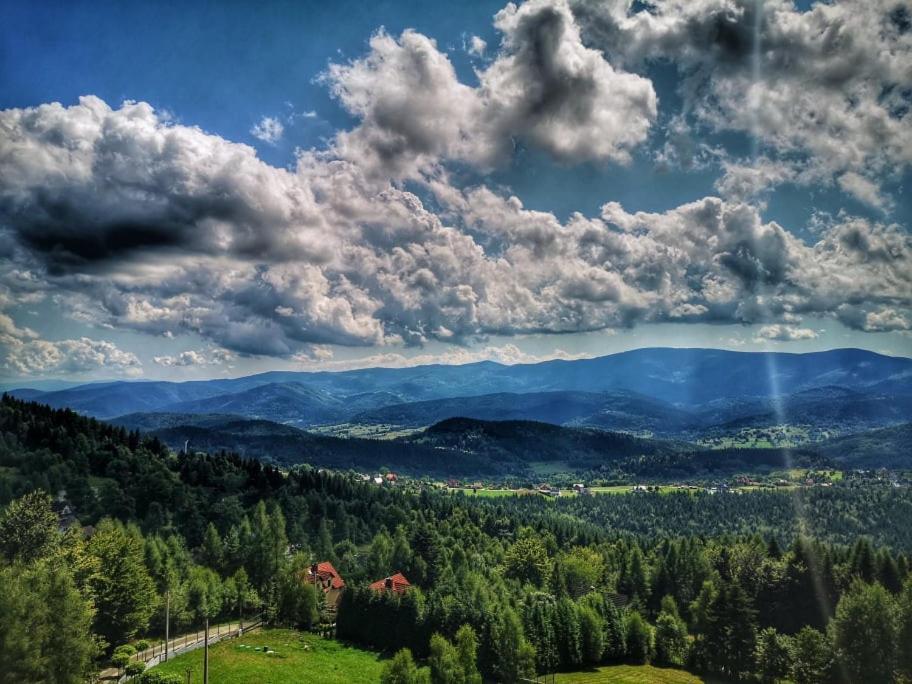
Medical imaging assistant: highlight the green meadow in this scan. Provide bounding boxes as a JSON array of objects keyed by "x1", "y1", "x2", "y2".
[{"x1": 153, "y1": 629, "x2": 384, "y2": 684}]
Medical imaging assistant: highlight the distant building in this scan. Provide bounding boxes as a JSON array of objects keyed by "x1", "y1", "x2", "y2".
[
  {"x1": 385, "y1": 472, "x2": 398, "y2": 484},
  {"x1": 538, "y1": 484, "x2": 560, "y2": 496},
  {"x1": 304, "y1": 561, "x2": 346, "y2": 611},
  {"x1": 51, "y1": 493, "x2": 79, "y2": 532},
  {"x1": 369, "y1": 572, "x2": 411, "y2": 594}
]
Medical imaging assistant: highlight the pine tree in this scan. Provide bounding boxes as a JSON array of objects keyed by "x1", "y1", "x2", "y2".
[
  {"x1": 87, "y1": 519, "x2": 158, "y2": 645},
  {"x1": 625, "y1": 610, "x2": 652, "y2": 664},
  {"x1": 831, "y1": 580, "x2": 898, "y2": 684},
  {"x1": 381, "y1": 648, "x2": 429, "y2": 684},
  {"x1": 754, "y1": 627, "x2": 791, "y2": 683},
  {"x1": 200, "y1": 522, "x2": 224, "y2": 572},
  {"x1": 454, "y1": 624, "x2": 482, "y2": 684},
  {"x1": 0, "y1": 491, "x2": 60, "y2": 563},
  {"x1": 429, "y1": 633, "x2": 462, "y2": 684},
  {"x1": 897, "y1": 576, "x2": 912, "y2": 681}
]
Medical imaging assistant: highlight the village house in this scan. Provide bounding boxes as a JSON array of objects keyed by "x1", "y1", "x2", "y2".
[
  {"x1": 304, "y1": 561, "x2": 346, "y2": 612},
  {"x1": 369, "y1": 572, "x2": 411, "y2": 595},
  {"x1": 52, "y1": 492, "x2": 79, "y2": 532}
]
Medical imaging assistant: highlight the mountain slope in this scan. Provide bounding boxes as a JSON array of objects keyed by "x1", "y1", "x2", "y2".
[
  {"x1": 351, "y1": 390, "x2": 692, "y2": 432},
  {"x1": 817, "y1": 423, "x2": 912, "y2": 469},
  {"x1": 7, "y1": 348, "x2": 910, "y2": 429}
]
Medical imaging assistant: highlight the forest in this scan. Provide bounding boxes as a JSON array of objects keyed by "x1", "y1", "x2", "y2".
[{"x1": 0, "y1": 395, "x2": 911, "y2": 683}]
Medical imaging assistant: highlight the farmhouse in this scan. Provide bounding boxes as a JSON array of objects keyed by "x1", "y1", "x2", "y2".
[
  {"x1": 304, "y1": 561, "x2": 346, "y2": 611},
  {"x1": 369, "y1": 572, "x2": 411, "y2": 594}
]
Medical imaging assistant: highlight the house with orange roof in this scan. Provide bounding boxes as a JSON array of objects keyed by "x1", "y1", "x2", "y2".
[
  {"x1": 304, "y1": 561, "x2": 346, "y2": 611},
  {"x1": 369, "y1": 572, "x2": 411, "y2": 594}
]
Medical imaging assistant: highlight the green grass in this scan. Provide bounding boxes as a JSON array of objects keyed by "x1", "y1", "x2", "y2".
[
  {"x1": 529, "y1": 460, "x2": 575, "y2": 476},
  {"x1": 589, "y1": 485, "x2": 682, "y2": 495},
  {"x1": 553, "y1": 664, "x2": 708, "y2": 683},
  {"x1": 455, "y1": 487, "x2": 522, "y2": 498},
  {"x1": 153, "y1": 629, "x2": 385, "y2": 684},
  {"x1": 308, "y1": 422, "x2": 422, "y2": 440}
]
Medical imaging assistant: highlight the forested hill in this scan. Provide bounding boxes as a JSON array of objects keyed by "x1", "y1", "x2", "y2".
[
  {"x1": 2, "y1": 393, "x2": 912, "y2": 684},
  {"x1": 10, "y1": 348, "x2": 911, "y2": 431}
]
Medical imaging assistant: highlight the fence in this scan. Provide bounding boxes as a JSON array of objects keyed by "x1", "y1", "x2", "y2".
[{"x1": 105, "y1": 615, "x2": 264, "y2": 682}]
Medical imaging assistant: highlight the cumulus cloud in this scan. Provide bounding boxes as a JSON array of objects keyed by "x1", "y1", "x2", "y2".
[
  {"x1": 573, "y1": 0, "x2": 912, "y2": 195},
  {"x1": 468, "y1": 35, "x2": 487, "y2": 56},
  {"x1": 753, "y1": 324, "x2": 819, "y2": 342},
  {"x1": 250, "y1": 116, "x2": 284, "y2": 144},
  {"x1": 1, "y1": 336, "x2": 142, "y2": 376},
  {"x1": 324, "y1": 0, "x2": 656, "y2": 176},
  {"x1": 0, "y1": 95, "x2": 908, "y2": 367},
  {"x1": 295, "y1": 343, "x2": 590, "y2": 371},
  {"x1": 152, "y1": 348, "x2": 234, "y2": 367}
]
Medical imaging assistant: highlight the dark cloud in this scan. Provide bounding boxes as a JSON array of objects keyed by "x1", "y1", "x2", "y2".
[{"x1": 572, "y1": 0, "x2": 912, "y2": 205}]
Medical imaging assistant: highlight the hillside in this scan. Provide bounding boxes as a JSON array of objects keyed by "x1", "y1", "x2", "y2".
[
  {"x1": 817, "y1": 423, "x2": 912, "y2": 469},
  {"x1": 351, "y1": 389, "x2": 695, "y2": 434},
  {"x1": 10, "y1": 348, "x2": 911, "y2": 426}
]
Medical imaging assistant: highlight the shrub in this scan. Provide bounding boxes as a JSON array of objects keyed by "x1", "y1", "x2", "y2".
[
  {"x1": 134, "y1": 639, "x2": 151, "y2": 651},
  {"x1": 137, "y1": 671, "x2": 183, "y2": 684},
  {"x1": 125, "y1": 661, "x2": 146, "y2": 676},
  {"x1": 111, "y1": 652, "x2": 132, "y2": 669}
]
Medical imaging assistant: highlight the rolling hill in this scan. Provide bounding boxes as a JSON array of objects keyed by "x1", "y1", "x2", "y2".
[{"x1": 8, "y1": 349, "x2": 910, "y2": 443}]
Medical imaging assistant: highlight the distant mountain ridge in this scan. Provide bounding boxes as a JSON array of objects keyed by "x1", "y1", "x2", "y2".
[{"x1": 8, "y1": 348, "x2": 911, "y2": 439}]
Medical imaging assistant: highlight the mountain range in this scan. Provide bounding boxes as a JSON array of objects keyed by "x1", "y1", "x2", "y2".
[{"x1": 9, "y1": 348, "x2": 911, "y2": 441}]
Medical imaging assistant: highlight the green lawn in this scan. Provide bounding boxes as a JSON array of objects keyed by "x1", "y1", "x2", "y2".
[
  {"x1": 455, "y1": 487, "x2": 521, "y2": 497},
  {"x1": 553, "y1": 664, "x2": 708, "y2": 683},
  {"x1": 153, "y1": 629, "x2": 385, "y2": 684}
]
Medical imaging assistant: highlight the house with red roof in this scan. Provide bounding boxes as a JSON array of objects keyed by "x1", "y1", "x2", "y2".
[
  {"x1": 369, "y1": 572, "x2": 411, "y2": 594},
  {"x1": 304, "y1": 561, "x2": 346, "y2": 611}
]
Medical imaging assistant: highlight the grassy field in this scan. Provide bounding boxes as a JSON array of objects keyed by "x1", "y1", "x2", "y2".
[
  {"x1": 454, "y1": 487, "x2": 523, "y2": 497},
  {"x1": 153, "y1": 629, "x2": 385, "y2": 684},
  {"x1": 453, "y1": 484, "x2": 694, "y2": 498},
  {"x1": 553, "y1": 664, "x2": 708, "y2": 683},
  {"x1": 697, "y1": 425, "x2": 815, "y2": 449},
  {"x1": 308, "y1": 422, "x2": 422, "y2": 440}
]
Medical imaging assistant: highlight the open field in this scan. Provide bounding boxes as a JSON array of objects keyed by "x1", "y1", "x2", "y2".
[
  {"x1": 452, "y1": 484, "x2": 695, "y2": 498},
  {"x1": 454, "y1": 487, "x2": 526, "y2": 497},
  {"x1": 553, "y1": 664, "x2": 708, "y2": 683},
  {"x1": 307, "y1": 422, "x2": 422, "y2": 440},
  {"x1": 153, "y1": 629, "x2": 385, "y2": 684}
]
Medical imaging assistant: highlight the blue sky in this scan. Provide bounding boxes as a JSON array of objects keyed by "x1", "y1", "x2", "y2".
[{"x1": 0, "y1": 0, "x2": 909, "y2": 381}]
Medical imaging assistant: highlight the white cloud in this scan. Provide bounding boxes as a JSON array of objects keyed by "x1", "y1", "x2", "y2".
[
  {"x1": 250, "y1": 115, "x2": 284, "y2": 144},
  {"x1": 294, "y1": 343, "x2": 590, "y2": 371},
  {"x1": 468, "y1": 35, "x2": 487, "y2": 56},
  {"x1": 837, "y1": 172, "x2": 892, "y2": 212},
  {"x1": 324, "y1": 0, "x2": 656, "y2": 176},
  {"x1": 572, "y1": 0, "x2": 912, "y2": 197},
  {"x1": 0, "y1": 95, "x2": 908, "y2": 365},
  {"x1": 152, "y1": 349, "x2": 234, "y2": 367},
  {"x1": 753, "y1": 324, "x2": 819, "y2": 342},
  {"x1": 1, "y1": 336, "x2": 142, "y2": 376}
]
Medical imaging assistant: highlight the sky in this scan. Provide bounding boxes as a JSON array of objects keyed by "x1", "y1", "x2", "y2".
[{"x1": 0, "y1": 0, "x2": 910, "y2": 383}]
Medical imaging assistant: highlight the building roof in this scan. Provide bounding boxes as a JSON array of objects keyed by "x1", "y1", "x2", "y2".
[
  {"x1": 369, "y1": 572, "x2": 411, "y2": 594},
  {"x1": 305, "y1": 561, "x2": 345, "y2": 590}
]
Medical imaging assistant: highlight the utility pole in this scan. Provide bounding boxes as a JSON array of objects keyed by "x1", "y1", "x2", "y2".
[
  {"x1": 203, "y1": 618, "x2": 209, "y2": 684},
  {"x1": 164, "y1": 591, "x2": 170, "y2": 662}
]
